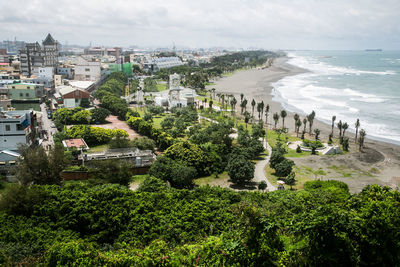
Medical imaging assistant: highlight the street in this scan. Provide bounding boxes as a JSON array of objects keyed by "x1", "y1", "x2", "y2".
[{"x1": 40, "y1": 103, "x2": 57, "y2": 149}]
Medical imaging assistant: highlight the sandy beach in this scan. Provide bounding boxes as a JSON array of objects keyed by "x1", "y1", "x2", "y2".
[{"x1": 207, "y1": 57, "x2": 400, "y2": 192}]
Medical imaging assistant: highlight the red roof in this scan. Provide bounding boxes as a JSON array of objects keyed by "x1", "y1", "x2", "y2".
[
  {"x1": 62, "y1": 138, "x2": 89, "y2": 149},
  {"x1": 0, "y1": 63, "x2": 9, "y2": 66}
]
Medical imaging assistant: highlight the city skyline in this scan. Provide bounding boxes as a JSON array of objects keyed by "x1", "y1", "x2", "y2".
[{"x1": 1, "y1": 0, "x2": 400, "y2": 50}]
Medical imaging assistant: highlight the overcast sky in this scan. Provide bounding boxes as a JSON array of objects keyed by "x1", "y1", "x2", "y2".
[{"x1": 1, "y1": 0, "x2": 399, "y2": 50}]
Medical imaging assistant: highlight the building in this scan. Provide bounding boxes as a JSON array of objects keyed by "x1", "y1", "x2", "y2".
[
  {"x1": 19, "y1": 34, "x2": 59, "y2": 77},
  {"x1": 7, "y1": 83, "x2": 45, "y2": 101},
  {"x1": 62, "y1": 138, "x2": 89, "y2": 150},
  {"x1": 143, "y1": 57, "x2": 184, "y2": 72},
  {"x1": 0, "y1": 110, "x2": 37, "y2": 151},
  {"x1": 56, "y1": 66, "x2": 73, "y2": 79},
  {"x1": 74, "y1": 56, "x2": 101, "y2": 81},
  {"x1": 0, "y1": 149, "x2": 20, "y2": 180},
  {"x1": 0, "y1": 74, "x2": 21, "y2": 86},
  {"x1": 78, "y1": 147, "x2": 156, "y2": 167},
  {"x1": 54, "y1": 86, "x2": 90, "y2": 108},
  {"x1": 154, "y1": 73, "x2": 195, "y2": 108}
]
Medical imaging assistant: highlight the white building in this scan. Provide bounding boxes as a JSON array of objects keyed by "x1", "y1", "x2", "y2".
[
  {"x1": 154, "y1": 73, "x2": 195, "y2": 108},
  {"x1": 74, "y1": 56, "x2": 101, "y2": 81},
  {"x1": 38, "y1": 67, "x2": 54, "y2": 79},
  {"x1": 0, "y1": 110, "x2": 36, "y2": 151}
]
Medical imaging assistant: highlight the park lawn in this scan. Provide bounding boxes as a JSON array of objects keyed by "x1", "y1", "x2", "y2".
[
  {"x1": 152, "y1": 116, "x2": 164, "y2": 129},
  {"x1": 265, "y1": 164, "x2": 314, "y2": 190},
  {"x1": 156, "y1": 83, "x2": 167, "y2": 92},
  {"x1": 87, "y1": 143, "x2": 109, "y2": 153},
  {"x1": 267, "y1": 130, "x2": 302, "y2": 148}
]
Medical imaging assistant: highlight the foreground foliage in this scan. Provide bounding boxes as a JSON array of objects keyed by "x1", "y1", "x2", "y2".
[{"x1": 0, "y1": 181, "x2": 399, "y2": 266}]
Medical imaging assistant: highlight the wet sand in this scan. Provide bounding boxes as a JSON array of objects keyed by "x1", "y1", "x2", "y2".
[{"x1": 207, "y1": 57, "x2": 400, "y2": 192}]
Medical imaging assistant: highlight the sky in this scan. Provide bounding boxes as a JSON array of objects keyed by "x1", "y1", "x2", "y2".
[{"x1": 1, "y1": 0, "x2": 400, "y2": 50}]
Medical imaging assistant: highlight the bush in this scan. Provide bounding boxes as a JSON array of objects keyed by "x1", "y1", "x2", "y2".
[
  {"x1": 302, "y1": 139, "x2": 323, "y2": 148},
  {"x1": 65, "y1": 125, "x2": 128, "y2": 145},
  {"x1": 138, "y1": 176, "x2": 169, "y2": 193},
  {"x1": 296, "y1": 145, "x2": 302, "y2": 153},
  {"x1": 130, "y1": 137, "x2": 156, "y2": 151},
  {"x1": 91, "y1": 108, "x2": 111, "y2": 124}
]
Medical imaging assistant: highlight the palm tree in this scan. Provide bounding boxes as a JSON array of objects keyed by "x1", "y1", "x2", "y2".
[
  {"x1": 294, "y1": 113, "x2": 299, "y2": 133},
  {"x1": 265, "y1": 104, "x2": 270, "y2": 129},
  {"x1": 331, "y1": 115, "x2": 336, "y2": 136},
  {"x1": 280, "y1": 110, "x2": 287, "y2": 129},
  {"x1": 295, "y1": 119, "x2": 302, "y2": 137},
  {"x1": 273, "y1": 112, "x2": 280, "y2": 129},
  {"x1": 314, "y1": 128, "x2": 320, "y2": 140},
  {"x1": 244, "y1": 111, "x2": 251, "y2": 129},
  {"x1": 359, "y1": 129, "x2": 366, "y2": 151},
  {"x1": 230, "y1": 97, "x2": 237, "y2": 113},
  {"x1": 251, "y1": 99, "x2": 256, "y2": 121},
  {"x1": 240, "y1": 99, "x2": 247, "y2": 114},
  {"x1": 337, "y1": 120, "x2": 343, "y2": 139},
  {"x1": 209, "y1": 100, "x2": 213, "y2": 111},
  {"x1": 221, "y1": 94, "x2": 225, "y2": 111},
  {"x1": 355, "y1": 119, "x2": 360, "y2": 143},
  {"x1": 211, "y1": 88, "x2": 216, "y2": 99},
  {"x1": 307, "y1": 110, "x2": 316, "y2": 134},
  {"x1": 303, "y1": 118, "x2": 307, "y2": 133},
  {"x1": 240, "y1": 93, "x2": 244, "y2": 103},
  {"x1": 256, "y1": 103, "x2": 263, "y2": 122},
  {"x1": 342, "y1": 122, "x2": 349, "y2": 139}
]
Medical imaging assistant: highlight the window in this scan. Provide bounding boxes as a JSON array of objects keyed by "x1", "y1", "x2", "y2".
[
  {"x1": 5, "y1": 125, "x2": 10, "y2": 131},
  {"x1": 85, "y1": 75, "x2": 90, "y2": 79},
  {"x1": 9, "y1": 161, "x2": 16, "y2": 165},
  {"x1": 12, "y1": 86, "x2": 15, "y2": 89},
  {"x1": 20, "y1": 93, "x2": 23, "y2": 97},
  {"x1": 26, "y1": 93, "x2": 29, "y2": 97},
  {"x1": 27, "y1": 86, "x2": 30, "y2": 89},
  {"x1": 85, "y1": 68, "x2": 90, "y2": 72},
  {"x1": 16, "y1": 124, "x2": 23, "y2": 130}
]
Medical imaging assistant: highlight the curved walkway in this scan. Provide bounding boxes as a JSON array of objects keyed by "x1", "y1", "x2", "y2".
[{"x1": 254, "y1": 140, "x2": 276, "y2": 191}]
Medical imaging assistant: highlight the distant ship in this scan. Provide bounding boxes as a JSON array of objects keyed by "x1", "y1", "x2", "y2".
[{"x1": 365, "y1": 49, "x2": 383, "y2": 52}]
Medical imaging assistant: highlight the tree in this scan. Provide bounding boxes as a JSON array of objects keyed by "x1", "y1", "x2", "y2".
[
  {"x1": 342, "y1": 122, "x2": 349, "y2": 139},
  {"x1": 72, "y1": 110, "x2": 91, "y2": 124},
  {"x1": 161, "y1": 116, "x2": 175, "y2": 131},
  {"x1": 227, "y1": 155, "x2": 254, "y2": 184},
  {"x1": 244, "y1": 111, "x2": 251, "y2": 129},
  {"x1": 258, "y1": 181, "x2": 267, "y2": 191},
  {"x1": 80, "y1": 98, "x2": 90, "y2": 108},
  {"x1": 285, "y1": 172, "x2": 296, "y2": 189},
  {"x1": 240, "y1": 93, "x2": 244, "y2": 103},
  {"x1": 274, "y1": 159, "x2": 295, "y2": 177},
  {"x1": 209, "y1": 100, "x2": 213, "y2": 111},
  {"x1": 359, "y1": 129, "x2": 366, "y2": 151},
  {"x1": 294, "y1": 113, "x2": 299, "y2": 132},
  {"x1": 91, "y1": 108, "x2": 110, "y2": 124},
  {"x1": 337, "y1": 120, "x2": 343, "y2": 139},
  {"x1": 265, "y1": 104, "x2": 270, "y2": 129},
  {"x1": 16, "y1": 144, "x2": 71, "y2": 185},
  {"x1": 342, "y1": 137, "x2": 350, "y2": 152},
  {"x1": 240, "y1": 99, "x2": 248, "y2": 115},
  {"x1": 307, "y1": 111, "x2": 316, "y2": 134},
  {"x1": 251, "y1": 99, "x2": 256, "y2": 121},
  {"x1": 280, "y1": 110, "x2": 287, "y2": 129},
  {"x1": 138, "y1": 176, "x2": 168, "y2": 193},
  {"x1": 273, "y1": 112, "x2": 280, "y2": 129},
  {"x1": 257, "y1": 102, "x2": 264, "y2": 121},
  {"x1": 331, "y1": 115, "x2": 336, "y2": 136},
  {"x1": 93, "y1": 160, "x2": 132, "y2": 186},
  {"x1": 230, "y1": 97, "x2": 237, "y2": 114},
  {"x1": 314, "y1": 129, "x2": 320, "y2": 140},
  {"x1": 131, "y1": 137, "x2": 156, "y2": 151},
  {"x1": 355, "y1": 119, "x2": 360, "y2": 143},
  {"x1": 295, "y1": 119, "x2": 302, "y2": 137}
]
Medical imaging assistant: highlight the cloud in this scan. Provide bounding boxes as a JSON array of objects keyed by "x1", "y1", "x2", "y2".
[{"x1": 0, "y1": 0, "x2": 399, "y2": 49}]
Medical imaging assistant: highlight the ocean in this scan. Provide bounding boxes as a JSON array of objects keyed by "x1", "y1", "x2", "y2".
[{"x1": 272, "y1": 50, "x2": 400, "y2": 145}]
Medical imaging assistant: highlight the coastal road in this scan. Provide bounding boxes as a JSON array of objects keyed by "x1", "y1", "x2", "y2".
[{"x1": 254, "y1": 139, "x2": 276, "y2": 191}]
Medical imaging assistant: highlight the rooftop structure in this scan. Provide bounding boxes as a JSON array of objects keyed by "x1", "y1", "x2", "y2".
[{"x1": 62, "y1": 138, "x2": 89, "y2": 150}]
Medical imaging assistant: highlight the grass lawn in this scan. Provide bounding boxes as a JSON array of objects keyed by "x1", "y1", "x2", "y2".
[
  {"x1": 152, "y1": 116, "x2": 164, "y2": 129},
  {"x1": 87, "y1": 143, "x2": 109, "y2": 153},
  {"x1": 265, "y1": 164, "x2": 317, "y2": 190},
  {"x1": 195, "y1": 172, "x2": 229, "y2": 186},
  {"x1": 156, "y1": 83, "x2": 167, "y2": 92}
]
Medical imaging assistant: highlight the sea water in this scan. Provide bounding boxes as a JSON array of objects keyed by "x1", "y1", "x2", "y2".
[{"x1": 272, "y1": 50, "x2": 400, "y2": 145}]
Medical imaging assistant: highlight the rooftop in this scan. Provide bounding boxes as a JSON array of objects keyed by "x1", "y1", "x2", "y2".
[{"x1": 62, "y1": 139, "x2": 89, "y2": 150}]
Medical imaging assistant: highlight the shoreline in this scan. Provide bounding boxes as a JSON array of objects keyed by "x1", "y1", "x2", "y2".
[{"x1": 207, "y1": 57, "x2": 400, "y2": 191}]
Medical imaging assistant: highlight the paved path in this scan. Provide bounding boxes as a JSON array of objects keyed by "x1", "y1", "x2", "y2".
[
  {"x1": 254, "y1": 139, "x2": 276, "y2": 191},
  {"x1": 95, "y1": 115, "x2": 139, "y2": 140}
]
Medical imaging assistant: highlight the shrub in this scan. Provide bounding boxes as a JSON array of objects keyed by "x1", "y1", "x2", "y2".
[
  {"x1": 274, "y1": 159, "x2": 295, "y2": 177},
  {"x1": 226, "y1": 155, "x2": 254, "y2": 184}
]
